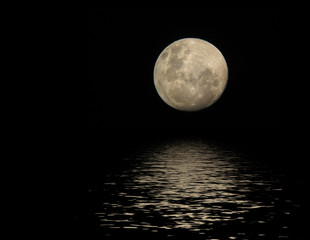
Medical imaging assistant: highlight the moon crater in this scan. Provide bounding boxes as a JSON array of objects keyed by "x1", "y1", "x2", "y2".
[{"x1": 154, "y1": 38, "x2": 228, "y2": 111}]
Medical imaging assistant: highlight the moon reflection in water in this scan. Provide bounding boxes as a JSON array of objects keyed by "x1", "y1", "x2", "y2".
[{"x1": 94, "y1": 139, "x2": 294, "y2": 239}]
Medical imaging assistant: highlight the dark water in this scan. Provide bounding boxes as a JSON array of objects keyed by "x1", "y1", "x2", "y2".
[{"x1": 73, "y1": 137, "x2": 302, "y2": 240}]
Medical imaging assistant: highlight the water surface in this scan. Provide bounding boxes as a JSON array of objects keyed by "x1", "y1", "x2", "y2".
[{"x1": 77, "y1": 138, "x2": 301, "y2": 240}]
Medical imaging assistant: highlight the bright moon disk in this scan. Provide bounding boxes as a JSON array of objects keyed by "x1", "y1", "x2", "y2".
[{"x1": 154, "y1": 38, "x2": 228, "y2": 111}]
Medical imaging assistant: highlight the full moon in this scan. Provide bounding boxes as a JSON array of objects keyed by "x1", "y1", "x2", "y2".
[{"x1": 154, "y1": 38, "x2": 228, "y2": 111}]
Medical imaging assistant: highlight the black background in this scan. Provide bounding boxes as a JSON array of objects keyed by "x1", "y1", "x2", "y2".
[{"x1": 88, "y1": 6, "x2": 282, "y2": 129}]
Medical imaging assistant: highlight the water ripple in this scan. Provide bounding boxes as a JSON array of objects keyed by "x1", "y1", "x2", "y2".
[{"x1": 92, "y1": 139, "x2": 296, "y2": 239}]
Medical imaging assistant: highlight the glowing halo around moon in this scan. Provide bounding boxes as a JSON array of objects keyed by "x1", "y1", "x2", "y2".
[{"x1": 153, "y1": 38, "x2": 228, "y2": 111}]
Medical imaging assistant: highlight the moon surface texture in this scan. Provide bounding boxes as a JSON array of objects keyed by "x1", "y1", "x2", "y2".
[{"x1": 154, "y1": 38, "x2": 228, "y2": 111}]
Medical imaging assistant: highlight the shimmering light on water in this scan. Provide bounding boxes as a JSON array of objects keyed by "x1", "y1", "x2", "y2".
[{"x1": 91, "y1": 138, "x2": 299, "y2": 239}]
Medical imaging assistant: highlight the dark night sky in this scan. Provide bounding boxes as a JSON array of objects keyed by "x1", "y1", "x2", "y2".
[{"x1": 88, "y1": 6, "x2": 282, "y2": 129}]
